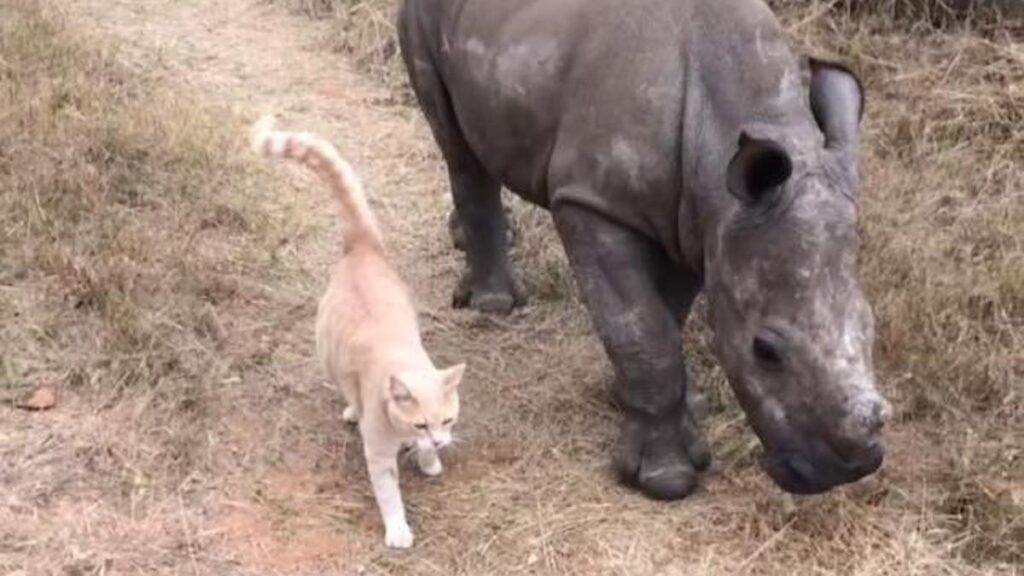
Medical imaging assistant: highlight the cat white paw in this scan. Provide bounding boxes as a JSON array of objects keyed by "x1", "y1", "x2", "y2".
[
  {"x1": 418, "y1": 454, "x2": 443, "y2": 477},
  {"x1": 384, "y1": 521, "x2": 414, "y2": 549},
  {"x1": 342, "y1": 406, "x2": 359, "y2": 424}
]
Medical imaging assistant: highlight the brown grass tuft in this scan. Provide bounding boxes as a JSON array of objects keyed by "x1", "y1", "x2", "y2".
[
  {"x1": 0, "y1": 5, "x2": 313, "y2": 572},
  {"x1": 274, "y1": 0, "x2": 409, "y2": 96},
  {"x1": 771, "y1": 0, "x2": 1024, "y2": 31}
]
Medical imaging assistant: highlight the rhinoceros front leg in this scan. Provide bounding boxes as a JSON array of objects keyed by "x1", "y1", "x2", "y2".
[{"x1": 554, "y1": 202, "x2": 710, "y2": 500}]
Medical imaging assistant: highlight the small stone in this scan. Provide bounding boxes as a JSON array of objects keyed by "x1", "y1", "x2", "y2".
[{"x1": 15, "y1": 386, "x2": 57, "y2": 411}]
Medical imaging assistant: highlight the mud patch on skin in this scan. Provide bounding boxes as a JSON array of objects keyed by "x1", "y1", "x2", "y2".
[{"x1": 494, "y1": 38, "x2": 559, "y2": 99}]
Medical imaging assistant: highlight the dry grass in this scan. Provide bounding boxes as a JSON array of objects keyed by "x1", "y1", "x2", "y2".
[
  {"x1": 829, "y1": 0, "x2": 1024, "y2": 29},
  {"x1": 2, "y1": 0, "x2": 1021, "y2": 574},
  {"x1": 272, "y1": 0, "x2": 410, "y2": 97},
  {"x1": 0, "y1": 3, "x2": 311, "y2": 415},
  {"x1": 0, "y1": 3, "x2": 320, "y2": 573}
]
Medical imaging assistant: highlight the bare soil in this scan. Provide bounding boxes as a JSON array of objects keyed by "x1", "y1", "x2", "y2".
[{"x1": 1, "y1": 1, "x2": 1019, "y2": 575}]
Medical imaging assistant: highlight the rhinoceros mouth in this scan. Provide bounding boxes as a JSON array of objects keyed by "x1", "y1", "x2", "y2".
[
  {"x1": 759, "y1": 439, "x2": 884, "y2": 495},
  {"x1": 760, "y1": 452, "x2": 832, "y2": 495}
]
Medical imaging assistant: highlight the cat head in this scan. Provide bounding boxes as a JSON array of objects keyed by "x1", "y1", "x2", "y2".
[{"x1": 385, "y1": 363, "x2": 464, "y2": 451}]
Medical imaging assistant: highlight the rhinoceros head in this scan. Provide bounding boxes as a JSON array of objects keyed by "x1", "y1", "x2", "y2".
[{"x1": 706, "y1": 61, "x2": 889, "y2": 494}]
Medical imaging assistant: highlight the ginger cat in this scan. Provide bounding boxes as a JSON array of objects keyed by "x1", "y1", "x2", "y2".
[{"x1": 251, "y1": 116, "x2": 464, "y2": 548}]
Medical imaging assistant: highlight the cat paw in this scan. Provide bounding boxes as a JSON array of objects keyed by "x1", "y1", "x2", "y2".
[
  {"x1": 384, "y1": 522, "x2": 414, "y2": 549},
  {"x1": 418, "y1": 454, "x2": 443, "y2": 477},
  {"x1": 342, "y1": 406, "x2": 359, "y2": 424}
]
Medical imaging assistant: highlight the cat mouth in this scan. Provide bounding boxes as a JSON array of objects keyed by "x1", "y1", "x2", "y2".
[{"x1": 418, "y1": 437, "x2": 450, "y2": 451}]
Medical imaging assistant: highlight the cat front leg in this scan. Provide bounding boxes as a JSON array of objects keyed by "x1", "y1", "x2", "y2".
[
  {"x1": 339, "y1": 372, "x2": 361, "y2": 424},
  {"x1": 363, "y1": 442, "x2": 413, "y2": 548}
]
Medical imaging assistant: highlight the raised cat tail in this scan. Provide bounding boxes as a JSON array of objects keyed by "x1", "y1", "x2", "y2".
[{"x1": 251, "y1": 115, "x2": 383, "y2": 251}]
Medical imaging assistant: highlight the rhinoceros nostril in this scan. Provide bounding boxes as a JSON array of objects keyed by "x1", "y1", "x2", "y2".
[
  {"x1": 866, "y1": 402, "x2": 886, "y2": 435},
  {"x1": 872, "y1": 403, "x2": 883, "y2": 426},
  {"x1": 879, "y1": 398, "x2": 893, "y2": 423},
  {"x1": 844, "y1": 400, "x2": 886, "y2": 443},
  {"x1": 752, "y1": 333, "x2": 784, "y2": 368}
]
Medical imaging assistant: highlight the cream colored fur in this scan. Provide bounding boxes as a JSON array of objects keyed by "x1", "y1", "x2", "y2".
[{"x1": 251, "y1": 117, "x2": 465, "y2": 549}]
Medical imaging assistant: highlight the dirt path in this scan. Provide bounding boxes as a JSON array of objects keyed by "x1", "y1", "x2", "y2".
[
  {"x1": 8, "y1": 0, "x2": 994, "y2": 575},
  {"x1": 49, "y1": 1, "x2": 624, "y2": 574}
]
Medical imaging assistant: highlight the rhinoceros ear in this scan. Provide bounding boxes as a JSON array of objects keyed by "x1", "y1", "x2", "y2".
[
  {"x1": 727, "y1": 132, "x2": 793, "y2": 205},
  {"x1": 809, "y1": 58, "x2": 864, "y2": 151}
]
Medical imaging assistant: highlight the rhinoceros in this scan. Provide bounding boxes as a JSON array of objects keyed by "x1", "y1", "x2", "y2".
[{"x1": 397, "y1": 0, "x2": 888, "y2": 499}]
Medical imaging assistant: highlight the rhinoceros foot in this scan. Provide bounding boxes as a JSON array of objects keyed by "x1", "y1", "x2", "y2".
[
  {"x1": 615, "y1": 406, "x2": 710, "y2": 500},
  {"x1": 452, "y1": 270, "x2": 526, "y2": 315}
]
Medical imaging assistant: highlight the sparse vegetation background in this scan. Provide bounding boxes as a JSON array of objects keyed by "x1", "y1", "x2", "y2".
[{"x1": 2, "y1": 0, "x2": 1021, "y2": 574}]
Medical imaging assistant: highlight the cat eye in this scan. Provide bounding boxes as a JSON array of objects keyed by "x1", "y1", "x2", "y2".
[
  {"x1": 414, "y1": 422, "x2": 428, "y2": 431},
  {"x1": 442, "y1": 418, "x2": 454, "y2": 426}
]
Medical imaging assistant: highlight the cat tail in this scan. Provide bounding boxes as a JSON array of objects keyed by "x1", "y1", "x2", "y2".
[{"x1": 250, "y1": 115, "x2": 383, "y2": 251}]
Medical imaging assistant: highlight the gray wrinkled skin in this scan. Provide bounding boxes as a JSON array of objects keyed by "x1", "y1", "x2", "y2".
[{"x1": 398, "y1": 0, "x2": 889, "y2": 499}]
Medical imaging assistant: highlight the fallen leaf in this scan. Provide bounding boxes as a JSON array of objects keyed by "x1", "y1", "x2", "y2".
[{"x1": 15, "y1": 386, "x2": 57, "y2": 411}]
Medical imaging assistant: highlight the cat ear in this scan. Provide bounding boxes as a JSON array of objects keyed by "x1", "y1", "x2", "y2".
[
  {"x1": 388, "y1": 375, "x2": 415, "y2": 404},
  {"x1": 440, "y1": 363, "x2": 466, "y2": 390}
]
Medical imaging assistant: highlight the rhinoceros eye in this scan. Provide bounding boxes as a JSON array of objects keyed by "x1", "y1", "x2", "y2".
[{"x1": 753, "y1": 334, "x2": 784, "y2": 369}]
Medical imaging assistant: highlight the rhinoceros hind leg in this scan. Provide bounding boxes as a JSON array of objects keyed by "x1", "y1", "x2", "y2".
[
  {"x1": 401, "y1": 42, "x2": 524, "y2": 315},
  {"x1": 446, "y1": 163, "x2": 526, "y2": 315},
  {"x1": 448, "y1": 206, "x2": 516, "y2": 252}
]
